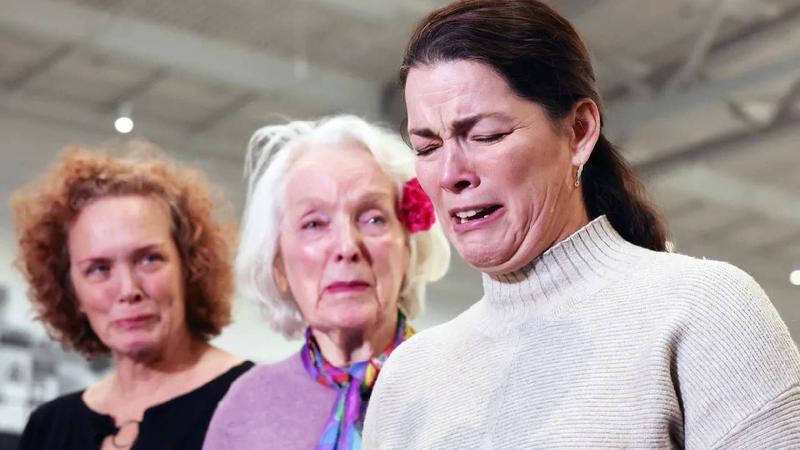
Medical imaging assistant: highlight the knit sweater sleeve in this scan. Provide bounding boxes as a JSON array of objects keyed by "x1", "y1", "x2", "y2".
[
  {"x1": 674, "y1": 260, "x2": 800, "y2": 449},
  {"x1": 710, "y1": 385, "x2": 800, "y2": 449}
]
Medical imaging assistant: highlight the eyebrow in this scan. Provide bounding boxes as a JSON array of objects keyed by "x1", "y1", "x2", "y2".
[
  {"x1": 360, "y1": 188, "x2": 393, "y2": 200},
  {"x1": 295, "y1": 190, "x2": 394, "y2": 213},
  {"x1": 76, "y1": 242, "x2": 165, "y2": 265},
  {"x1": 408, "y1": 112, "x2": 512, "y2": 138}
]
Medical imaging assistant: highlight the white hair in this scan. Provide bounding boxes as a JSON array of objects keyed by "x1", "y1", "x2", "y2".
[{"x1": 236, "y1": 114, "x2": 451, "y2": 339}]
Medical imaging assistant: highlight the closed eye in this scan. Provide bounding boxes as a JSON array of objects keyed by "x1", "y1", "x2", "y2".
[
  {"x1": 472, "y1": 132, "x2": 509, "y2": 143},
  {"x1": 414, "y1": 144, "x2": 440, "y2": 157}
]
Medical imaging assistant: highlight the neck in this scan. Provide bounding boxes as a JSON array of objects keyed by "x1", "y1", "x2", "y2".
[
  {"x1": 553, "y1": 199, "x2": 591, "y2": 248},
  {"x1": 110, "y1": 329, "x2": 206, "y2": 398},
  {"x1": 481, "y1": 216, "x2": 644, "y2": 325},
  {"x1": 312, "y1": 313, "x2": 398, "y2": 367}
]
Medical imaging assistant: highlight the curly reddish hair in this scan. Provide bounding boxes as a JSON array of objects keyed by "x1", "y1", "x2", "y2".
[{"x1": 10, "y1": 143, "x2": 237, "y2": 358}]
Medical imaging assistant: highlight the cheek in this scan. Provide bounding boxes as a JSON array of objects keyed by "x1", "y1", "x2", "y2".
[
  {"x1": 281, "y1": 237, "x2": 328, "y2": 298},
  {"x1": 501, "y1": 140, "x2": 567, "y2": 195},
  {"x1": 414, "y1": 160, "x2": 440, "y2": 200},
  {"x1": 368, "y1": 234, "x2": 408, "y2": 286},
  {"x1": 146, "y1": 268, "x2": 183, "y2": 302},
  {"x1": 283, "y1": 238, "x2": 326, "y2": 274},
  {"x1": 71, "y1": 276, "x2": 111, "y2": 316},
  {"x1": 72, "y1": 287, "x2": 113, "y2": 340},
  {"x1": 415, "y1": 159, "x2": 449, "y2": 222}
]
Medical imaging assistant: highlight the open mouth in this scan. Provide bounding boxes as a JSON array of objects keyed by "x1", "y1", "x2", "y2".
[{"x1": 451, "y1": 205, "x2": 502, "y2": 224}]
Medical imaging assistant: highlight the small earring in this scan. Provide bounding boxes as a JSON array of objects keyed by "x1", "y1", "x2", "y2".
[{"x1": 574, "y1": 164, "x2": 584, "y2": 188}]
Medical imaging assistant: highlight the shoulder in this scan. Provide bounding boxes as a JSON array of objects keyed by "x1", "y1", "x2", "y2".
[
  {"x1": 210, "y1": 353, "x2": 317, "y2": 422},
  {"x1": 221, "y1": 355, "x2": 299, "y2": 400},
  {"x1": 214, "y1": 359, "x2": 255, "y2": 384},
  {"x1": 644, "y1": 253, "x2": 800, "y2": 391},
  {"x1": 27, "y1": 390, "x2": 86, "y2": 421},
  {"x1": 20, "y1": 391, "x2": 86, "y2": 444},
  {"x1": 639, "y1": 256, "x2": 800, "y2": 447},
  {"x1": 377, "y1": 310, "x2": 476, "y2": 393},
  {"x1": 629, "y1": 250, "x2": 795, "y2": 341},
  {"x1": 365, "y1": 318, "x2": 473, "y2": 447},
  {"x1": 204, "y1": 352, "x2": 335, "y2": 448},
  {"x1": 627, "y1": 249, "x2": 769, "y2": 307},
  {"x1": 392, "y1": 313, "x2": 471, "y2": 363}
]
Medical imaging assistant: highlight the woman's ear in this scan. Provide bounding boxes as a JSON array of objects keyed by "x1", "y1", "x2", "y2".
[
  {"x1": 568, "y1": 98, "x2": 601, "y2": 167},
  {"x1": 273, "y1": 253, "x2": 290, "y2": 295}
]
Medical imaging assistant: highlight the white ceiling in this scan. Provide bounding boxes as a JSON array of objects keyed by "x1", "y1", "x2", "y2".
[{"x1": 1, "y1": 0, "x2": 799, "y2": 340}]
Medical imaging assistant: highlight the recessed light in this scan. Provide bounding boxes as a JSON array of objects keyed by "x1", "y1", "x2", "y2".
[
  {"x1": 790, "y1": 270, "x2": 800, "y2": 286},
  {"x1": 114, "y1": 116, "x2": 134, "y2": 134}
]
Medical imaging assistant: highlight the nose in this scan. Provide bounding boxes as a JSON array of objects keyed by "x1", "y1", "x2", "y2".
[
  {"x1": 439, "y1": 142, "x2": 480, "y2": 194},
  {"x1": 334, "y1": 221, "x2": 363, "y2": 264},
  {"x1": 118, "y1": 266, "x2": 144, "y2": 304}
]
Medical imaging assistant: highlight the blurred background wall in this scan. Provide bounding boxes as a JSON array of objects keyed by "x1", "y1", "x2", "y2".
[{"x1": 1, "y1": 0, "x2": 799, "y2": 445}]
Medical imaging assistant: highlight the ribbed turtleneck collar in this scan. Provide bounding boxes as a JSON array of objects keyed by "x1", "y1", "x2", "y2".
[{"x1": 480, "y1": 215, "x2": 645, "y2": 324}]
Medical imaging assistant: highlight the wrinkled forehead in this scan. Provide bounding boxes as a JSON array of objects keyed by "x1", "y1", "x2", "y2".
[
  {"x1": 67, "y1": 194, "x2": 173, "y2": 257},
  {"x1": 404, "y1": 61, "x2": 519, "y2": 132},
  {"x1": 283, "y1": 143, "x2": 397, "y2": 206}
]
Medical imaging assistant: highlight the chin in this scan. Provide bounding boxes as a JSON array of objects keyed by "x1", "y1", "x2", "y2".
[
  {"x1": 112, "y1": 332, "x2": 162, "y2": 358},
  {"x1": 324, "y1": 305, "x2": 382, "y2": 332},
  {"x1": 457, "y1": 240, "x2": 514, "y2": 271},
  {"x1": 456, "y1": 222, "x2": 545, "y2": 274}
]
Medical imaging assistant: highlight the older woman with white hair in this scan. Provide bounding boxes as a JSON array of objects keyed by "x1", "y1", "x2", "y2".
[{"x1": 202, "y1": 114, "x2": 450, "y2": 449}]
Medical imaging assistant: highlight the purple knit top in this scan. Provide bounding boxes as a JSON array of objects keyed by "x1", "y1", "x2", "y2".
[{"x1": 203, "y1": 351, "x2": 337, "y2": 449}]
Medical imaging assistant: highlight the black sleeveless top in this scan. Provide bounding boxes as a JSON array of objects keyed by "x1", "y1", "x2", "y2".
[{"x1": 17, "y1": 361, "x2": 253, "y2": 450}]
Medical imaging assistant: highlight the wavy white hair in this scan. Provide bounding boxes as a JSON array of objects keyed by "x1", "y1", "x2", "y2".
[{"x1": 236, "y1": 114, "x2": 451, "y2": 339}]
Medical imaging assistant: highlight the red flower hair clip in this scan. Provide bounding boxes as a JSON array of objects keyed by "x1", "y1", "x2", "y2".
[{"x1": 399, "y1": 178, "x2": 435, "y2": 233}]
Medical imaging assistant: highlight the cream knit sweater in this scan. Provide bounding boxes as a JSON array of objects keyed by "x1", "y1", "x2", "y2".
[{"x1": 363, "y1": 216, "x2": 800, "y2": 449}]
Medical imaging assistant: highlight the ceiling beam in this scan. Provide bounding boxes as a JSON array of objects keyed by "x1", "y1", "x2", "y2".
[
  {"x1": 662, "y1": 0, "x2": 729, "y2": 92},
  {"x1": 637, "y1": 112, "x2": 800, "y2": 176},
  {"x1": 305, "y1": 0, "x2": 439, "y2": 20},
  {"x1": 188, "y1": 92, "x2": 259, "y2": 134},
  {"x1": 100, "y1": 68, "x2": 169, "y2": 112},
  {"x1": 768, "y1": 76, "x2": 800, "y2": 127},
  {"x1": 3, "y1": 42, "x2": 74, "y2": 92},
  {"x1": 607, "y1": 51, "x2": 800, "y2": 139},
  {"x1": 605, "y1": 3, "x2": 800, "y2": 135},
  {"x1": 650, "y1": 164, "x2": 800, "y2": 225},
  {"x1": 0, "y1": 90, "x2": 244, "y2": 166},
  {"x1": 0, "y1": 0, "x2": 380, "y2": 117}
]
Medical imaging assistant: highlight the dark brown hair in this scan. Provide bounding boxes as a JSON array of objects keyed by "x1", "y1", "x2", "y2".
[
  {"x1": 400, "y1": 0, "x2": 667, "y2": 251},
  {"x1": 10, "y1": 144, "x2": 237, "y2": 357}
]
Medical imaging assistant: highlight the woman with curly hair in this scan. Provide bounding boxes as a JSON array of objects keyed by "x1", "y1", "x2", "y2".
[{"x1": 11, "y1": 144, "x2": 252, "y2": 450}]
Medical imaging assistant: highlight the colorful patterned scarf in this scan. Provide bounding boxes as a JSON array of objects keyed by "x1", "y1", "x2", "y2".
[{"x1": 300, "y1": 312, "x2": 414, "y2": 450}]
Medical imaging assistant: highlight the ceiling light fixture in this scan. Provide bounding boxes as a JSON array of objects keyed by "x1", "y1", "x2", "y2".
[
  {"x1": 114, "y1": 103, "x2": 134, "y2": 134},
  {"x1": 790, "y1": 269, "x2": 800, "y2": 286}
]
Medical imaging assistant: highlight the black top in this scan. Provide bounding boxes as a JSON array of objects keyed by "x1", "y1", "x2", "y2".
[{"x1": 17, "y1": 361, "x2": 253, "y2": 450}]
